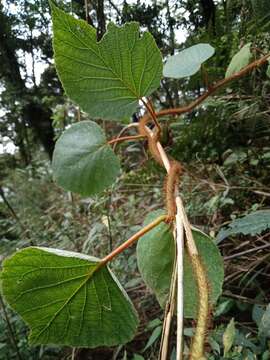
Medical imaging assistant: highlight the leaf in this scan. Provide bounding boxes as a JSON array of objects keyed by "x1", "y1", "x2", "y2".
[
  {"x1": 136, "y1": 210, "x2": 224, "y2": 318},
  {"x1": 223, "y1": 318, "x2": 235, "y2": 357},
  {"x1": 217, "y1": 210, "x2": 270, "y2": 243},
  {"x1": 214, "y1": 298, "x2": 235, "y2": 317},
  {"x1": 52, "y1": 121, "x2": 120, "y2": 196},
  {"x1": 267, "y1": 62, "x2": 270, "y2": 78},
  {"x1": 259, "y1": 304, "x2": 270, "y2": 338},
  {"x1": 225, "y1": 43, "x2": 252, "y2": 78},
  {"x1": 183, "y1": 228, "x2": 224, "y2": 318},
  {"x1": 163, "y1": 43, "x2": 215, "y2": 79},
  {"x1": 1, "y1": 247, "x2": 138, "y2": 347},
  {"x1": 143, "y1": 325, "x2": 162, "y2": 352},
  {"x1": 50, "y1": 1, "x2": 162, "y2": 120},
  {"x1": 252, "y1": 303, "x2": 265, "y2": 328},
  {"x1": 132, "y1": 355, "x2": 145, "y2": 360}
]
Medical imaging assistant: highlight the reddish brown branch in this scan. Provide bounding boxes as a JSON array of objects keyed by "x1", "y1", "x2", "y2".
[
  {"x1": 141, "y1": 97, "x2": 161, "y2": 137},
  {"x1": 100, "y1": 215, "x2": 167, "y2": 266},
  {"x1": 107, "y1": 134, "x2": 145, "y2": 145},
  {"x1": 154, "y1": 53, "x2": 270, "y2": 120}
]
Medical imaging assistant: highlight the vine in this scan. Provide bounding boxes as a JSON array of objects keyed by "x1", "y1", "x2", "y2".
[{"x1": 1, "y1": 3, "x2": 269, "y2": 359}]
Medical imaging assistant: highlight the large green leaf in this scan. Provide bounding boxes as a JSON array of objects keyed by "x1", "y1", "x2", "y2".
[
  {"x1": 217, "y1": 210, "x2": 270, "y2": 243},
  {"x1": 136, "y1": 210, "x2": 224, "y2": 318},
  {"x1": 50, "y1": 1, "x2": 162, "y2": 120},
  {"x1": 225, "y1": 43, "x2": 252, "y2": 78},
  {"x1": 163, "y1": 43, "x2": 215, "y2": 79},
  {"x1": 52, "y1": 121, "x2": 120, "y2": 196},
  {"x1": 1, "y1": 247, "x2": 138, "y2": 347}
]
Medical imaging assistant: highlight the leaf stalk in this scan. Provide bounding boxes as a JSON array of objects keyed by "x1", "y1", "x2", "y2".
[{"x1": 100, "y1": 215, "x2": 168, "y2": 266}]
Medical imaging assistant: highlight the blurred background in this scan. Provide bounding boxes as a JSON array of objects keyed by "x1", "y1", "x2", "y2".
[{"x1": 1, "y1": 0, "x2": 270, "y2": 359}]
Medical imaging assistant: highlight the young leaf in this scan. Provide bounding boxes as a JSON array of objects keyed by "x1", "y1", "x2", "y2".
[
  {"x1": 163, "y1": 43, "x2": 215, "y2": 79},
  {"x1": 136, "y1": 210, "x2": 224, "y2": 318},
  {"x1": 1, "y1": 247, "x2": 138, "y2": 347},
  {"x1": 52, "y1": 121, "x2": 120, "y2": 196},
  {"x1": 225, "y1": 43, "x2": 252, "y2": 78},
  {"x1": 50, "y1": 1, "x2": 162, "y2": 120},
  {"x1": 223, "y1": 318, "x2": 235, "y2": 357},
  {"x1": 217, "y1": 210, "x2": 270, "y2": 243}
]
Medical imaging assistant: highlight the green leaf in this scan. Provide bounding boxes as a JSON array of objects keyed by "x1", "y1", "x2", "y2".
[
  {"x1": 223, "y1": 318, "x2": 235, "y2": 357},
  {"x1": 143, "y1": 325, "x2": 162, "y2": 352},
  {"x1": 267, "y1": 62, "x2": 270, "y2": 78},
  {"x1": 52, "y1": 121, "x2": 120, "y2": 196},
  {"x1": 259, "y1": 304, "x2": 270, "y2": 338},
  {"x1": 1, "y1": 247, "x2": 138, "y2": 347},
  {"x1": 50, "y1": 1, "x2": 162, "y2": 120},
  {"x1": 225, "y1": 43, "x2": 252, "y2": 78},
  {"x1": 136, "y1": 210, "x2": 224, "y2": 318},
  {"x1": 163, "y1": 43, "x2": 215, "y2": 79},
  {"x1": 217, "y1": 210, "x2": 270, "y2": 243},
  {"x1": 252, "y1": 303, "x2": 265, "y2": 327},
  {"x1": 183, "y1": 228, "x2": 224, "y2": 318},
  {"x1": 132, "y1": 355, "x2": 145, "y2": 360}
]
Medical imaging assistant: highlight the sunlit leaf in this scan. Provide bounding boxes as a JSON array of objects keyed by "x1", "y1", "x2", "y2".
[
  {"x1": 163, "y1": 43, "x2": 215, "y2": 79},
  {"x1": 1, "y1": 247, "x2": 138, "y2": 347},
  {"x1": 225, "y1": 43, "x2": 252, "y2": 78},
  {"x1": 50, "y1": 1, "x2": 162, "y2": 120},
  {"x1": 52, "y1": 121, "x2": 120, "y2": 196},
  {"x1": 223, "y1": 318, "x2": 235, "y2": 356},
  {"x1": 259, "y1": 304, "x2": 270, "y2": 338}
]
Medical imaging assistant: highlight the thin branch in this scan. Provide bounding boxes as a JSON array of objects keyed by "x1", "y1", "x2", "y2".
[
  {"x1": 159, "y1": 256, "x2": 177, "y2": 360},
  {"x1": 108, "y1": 134, "x2": 145, "y2": 146},
  {"x1": 0, "y1": 186, "x2": 27, "y2": 234},
  {"x1": 100, "y1": 215, "x2": 167, "y2": 266},
  {"x1": 108, "y1": 0, "x2": 122, "y2": 17},
  {"x1": 0, "y1": 295, "x2": 23, "y2": 360},
  {"x1": 224, "y1": 242, "x2": 270, "y2": 261},
  {"x1": 153, "y1": 54, "x2": 270, "y2": 120},
  {"x1": 141, "y1": 97, "x2": 161, "y2": 137}
]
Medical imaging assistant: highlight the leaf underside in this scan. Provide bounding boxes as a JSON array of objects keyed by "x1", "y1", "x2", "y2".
[
  {"x1": 1, "y1": 247, "x2": 138, "y2": 348},
  {"x1": 50, "y1": 1, "x2": 162, "y2": 120},
  {"x1": 136, "y1": 210, "x2": 224, "y2": 318},
  {"x1": 225, "y1": 43, "x2": 252, "y2": 78},
  {"x1": 163, "y1": 43, "x2": 215, "y2": 79},
  {"x1": 52, "y1": 121, "x2": 120, "y2": 196}
]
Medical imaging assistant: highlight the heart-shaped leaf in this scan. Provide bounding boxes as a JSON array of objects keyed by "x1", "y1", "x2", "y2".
[
  {"x1": 225, "y1": 43, "x2": 252, "y2": 78},
  {"x1": 163, "y1": 43, "x2": 215, "y2": 79},
  {"x1": 136, "y1": 210, "x2": 224, "y2": 318},
  {"x1": 50, "y1": 1, "x2": 162, "y2": 120},
  {"x1": 1, "y1": 247, "x2": 138, "y2": 347},
  {"x1": 52, "y1": 121, "x2": 120, "y2": 196}
]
